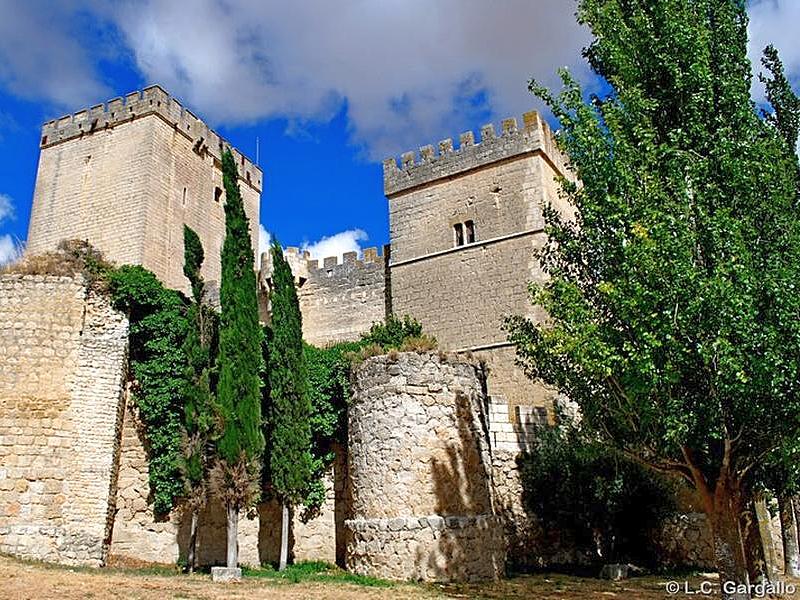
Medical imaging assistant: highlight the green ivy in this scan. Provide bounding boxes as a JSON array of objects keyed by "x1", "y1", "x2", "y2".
[{"x1": 109, "y1": 265, "x2": 190, "y2": 516}]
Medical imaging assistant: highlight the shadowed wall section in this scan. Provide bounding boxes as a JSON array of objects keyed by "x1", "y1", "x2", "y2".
[{"x1": 345, "y1": 352, "x2": 505, "y2": 582}]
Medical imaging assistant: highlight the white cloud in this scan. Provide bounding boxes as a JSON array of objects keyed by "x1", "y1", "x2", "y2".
[
  {"x1": 0, "y1": 1, "x2": 111, "y2": 109},
  {"x1": 0, "y1": 193, "x2": 13, "y2": 224},
  {"x1": 258, "y1": 223, "x2": 272, "y2": 260},
  {"x1": 301, "y1": 229, "x2": 368, "y2": 263},
  {"x1": 102, "y1": 0, "x2": 592, "y2": 159},
  {"x1": 748, "y1": 0, "x2": 800, "y2": 101},
  {"x1": 0, "y1": 234, "x2": 20, "y2": 266},
  {"x1": 2, "y1": 1, "x2": 795, "y2": 159}
]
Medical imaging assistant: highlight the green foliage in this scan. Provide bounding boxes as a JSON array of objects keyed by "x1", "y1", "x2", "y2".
[
  {"x1": 180, "y1": 226, "x2": 218, "y2": 503},
  {"x1": 519, "y1": 422, "x2": 676, "y2": 564},
  {"x1": 241, "y1": 561, "x2": 392, "y2": 587},
  {"x1": 507, "y1": 0, "x2": 800, "y2": 500},
  {"x1": 216, "y1": 148, "x2": 264, "y2": 494},
  {"x1": 182, "y1": 225, "x2": 205, "y2": 304},
  {"x1": 760, "y1": 45, "x2": 800, "y2": 155},
  {"x1": 300, "y1": 340, "x2": 362, "y2": 513},
  {"x1": 360, "y1": 314, "x2": 426, "y2": 350},
  {"x1": 265, "y1": 240, "x2": 314, "y2": 506},
  {"x1": 109, "y1": 265, "x2": 189, "y2": 515}
]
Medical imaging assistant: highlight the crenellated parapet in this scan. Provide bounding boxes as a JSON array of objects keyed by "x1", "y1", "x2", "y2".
[
  {"x1": 305, "y1": 245, "x2": 386, "y2": 276},
  {"x1": 260, "y1": 245, "x2": 388, "y2": 286},
  {"x1": 382, "y1": 110, "x2": 569, "y2": 197},
  {"x1": 40, "y1": 85, "x2": 262, "y2": 192}
]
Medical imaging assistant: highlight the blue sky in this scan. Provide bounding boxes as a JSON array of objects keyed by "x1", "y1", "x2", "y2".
[{"x1": 0, "y1": 0, "x2": 797, "y2": 265}]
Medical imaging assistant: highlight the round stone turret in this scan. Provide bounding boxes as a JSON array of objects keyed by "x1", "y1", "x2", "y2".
[{"x1": 345, "y1": 351, "x2": 505, "y2": 581}]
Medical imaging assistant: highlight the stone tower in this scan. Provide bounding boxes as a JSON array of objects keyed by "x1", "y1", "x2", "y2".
[
  {"x1": 382, "y1": 111, "x2": 575, "y2": 423},
  {"x1": 26, "y1": 85, "x2": 262, "y2": 293}
]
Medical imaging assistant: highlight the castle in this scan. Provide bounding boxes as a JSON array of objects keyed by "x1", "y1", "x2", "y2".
[{"x1": 0, "y1": 86, "x2": 718, "y2": 579}]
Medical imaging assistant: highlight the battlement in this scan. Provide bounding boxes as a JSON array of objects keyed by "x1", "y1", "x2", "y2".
[
  {"x1": 383, "y1": 110, "x2": 568, "y2": 197},
  {"x1": 304, "y1": 245, "x2": 386, "y2": 275},
  {"x1": 259, "y1": 245, "x2": 388, "y2": 285},
  {"x1": 40, "y1": 85, "x2": 262, "y2": 192}
]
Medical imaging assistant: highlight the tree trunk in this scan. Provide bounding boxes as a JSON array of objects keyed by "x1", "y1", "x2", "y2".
[
  {"x1": 779, "y1": 495, "x2": 800, "y2": 577},
  {"x1": 279, "y1": 502, "x2": 289, "y2": 571},
  {"x1": 741, "y1": 500, "x2": 769, "y2": 585},
  {"x1": 187, "y1": 509, "x2": 199, "y2": 573},
  {"x1": 754, "y1": 497, "x2": 778, "y2": 582},
  {"x1": 226, "y1": 503, "x2": 238, "y2": 568},
  {"x1": 707, "y1": 478, "x2": 750, "y2": 600},
  {"x1": 794, "y1": 497, "x2": 800, "y2": 565}
]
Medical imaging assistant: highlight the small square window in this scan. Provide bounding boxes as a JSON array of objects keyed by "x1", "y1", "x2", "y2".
[
  {"x1": 465, "y1": 220, "x2": 475, "y2": 244},
  {"x1": 454, "y1": 223, "x2": 464, "y2": 247}
]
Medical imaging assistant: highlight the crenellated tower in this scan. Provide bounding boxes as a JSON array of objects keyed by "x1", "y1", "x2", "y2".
[
  {"x1": 26, "y1": 84, "x2": 262, "y2": 294},
  {"x1": 383, "y1": 110, "x2": 575, "y2": 423}
]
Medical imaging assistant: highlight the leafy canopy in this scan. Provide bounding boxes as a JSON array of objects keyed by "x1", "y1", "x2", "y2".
[
  {"x1": 507, "y1": 0, "x2": 800, "y2": 493},
  {"x1": 180, "y1": 226, "x2": 219, "y2": 502},
  {"x1": 520, "y1": 421, "x2": 676, "y2": 565},
  {"x1": 109, "y1": 265, "x2": 189, "y2": 515}
]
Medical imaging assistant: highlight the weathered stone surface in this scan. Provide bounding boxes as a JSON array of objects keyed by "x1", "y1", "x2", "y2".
[
  {"x1": 211, "y1": 566, "x2": 241, "y2": 582},
  {"x1": 384, "y1": 114, "x2": 574, "y2": 421},
  {"x1": 27, "y1": 86, "x2": 261, "y2": 296},
  {"x1": 109, "y1": 400, "x2": 342, "y2": 567},
  {"x1": 0, "y1": 275, "x2": 128, "y2": 566},
  {"x1": 346, "y1": 353, "x2": 505, "y2": 582}
]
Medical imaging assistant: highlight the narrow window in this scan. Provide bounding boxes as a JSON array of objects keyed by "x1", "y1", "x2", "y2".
[
  {"x1": 41, "y1": 135, "x2": 48, "y2": 146},
  {"x1": 465, "y1": 220, "x2": 475, "y2": 244},
  {"x1": 454, "y1": 223, "x2": 464, "y2": 247},
  {"x1": 214, "y1": 186, "x2": 223, "y2": 203},
  {"x1": 182, "y1": 187, "x2": 187, "y2": 207}
]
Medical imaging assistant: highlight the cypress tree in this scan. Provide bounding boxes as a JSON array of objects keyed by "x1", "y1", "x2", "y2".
[
  {"x1": 180, "y1": 225, "x2": 217, "y2": 572},
  {"x1": 265, "y1": 239, "x2": 313, "y2": 571},
  {"x1": 215, "y1": 148, "x2": 264, "y2": 569}
]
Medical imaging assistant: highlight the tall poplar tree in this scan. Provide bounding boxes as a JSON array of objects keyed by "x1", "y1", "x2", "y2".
[
  {"x1": 215, "y1": 148, "x2": 264, "y2": 569},
  {"x1": 506, "y1": 2, "x2": 800, "y2": 598},
  {"x1": 265, "y1": 239, "x2": 313, "y2": 571}
]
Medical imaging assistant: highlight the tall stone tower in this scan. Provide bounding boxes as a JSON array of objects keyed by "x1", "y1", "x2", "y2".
[
  {"x1": 26, "y1": 85, "x2": 262, "y2": 293},
  {"x1": 383, "y1": 111, "x2": 574, "y2": 422}
]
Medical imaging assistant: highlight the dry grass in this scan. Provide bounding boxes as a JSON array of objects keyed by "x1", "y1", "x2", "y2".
[
  {"x1": 0, "y1": 239, "x2": 114, "y2": 284},
  {"x1": 7, "y1": 554, "x2": 799, "y2": 600},
  {"x1": 0, "y1": 555, "x2": 434, "y2": 600},
  {"x1": 399, "y1": 334, "x2": 438, "y2": 353}
]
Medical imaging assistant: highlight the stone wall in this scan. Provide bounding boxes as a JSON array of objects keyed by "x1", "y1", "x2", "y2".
[
  {"x1": 109, "y1": 397, "x2": 341, "y2": 567},
  {"x1": 297, "y1": 248, "x2": 388, "y2": 346},
  {"x1": 384, "y1": 111, "x2": 573, "y2": 420},
  {"x1": 346, "y1": 352, "x2": 505, "y2": 581},
  {"x1": 27, "y1": 85, "x2": 261, "y2": 295},
  {"x1": 0, "y1": 274, "x2": 128, "y2": 566}
]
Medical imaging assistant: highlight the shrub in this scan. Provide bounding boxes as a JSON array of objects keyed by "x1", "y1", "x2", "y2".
[{"x1": 519, "y1": 420, "x2": 677, "y2": 566}]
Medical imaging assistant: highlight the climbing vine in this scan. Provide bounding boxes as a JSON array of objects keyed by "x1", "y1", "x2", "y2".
[{"x1": 109, "y1": 265, "x2": 190, "y2": 516}]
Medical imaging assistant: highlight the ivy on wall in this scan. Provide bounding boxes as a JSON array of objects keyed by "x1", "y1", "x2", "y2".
[{"x1": 109, "y1": 265, "x2": 190, "y2": 516}]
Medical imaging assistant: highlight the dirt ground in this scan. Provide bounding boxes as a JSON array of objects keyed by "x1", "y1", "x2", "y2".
[{"x1": 3, "y1": 555, "x2": 800, "y2": 600}]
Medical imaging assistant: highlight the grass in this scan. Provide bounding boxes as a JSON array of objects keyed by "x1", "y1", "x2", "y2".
[
  {"x1": 0, "y1": 552, "x2": 183, "y2": 578},
  {"x1": 242, "y1": 560, "x2": 392, "y2": 587}
]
